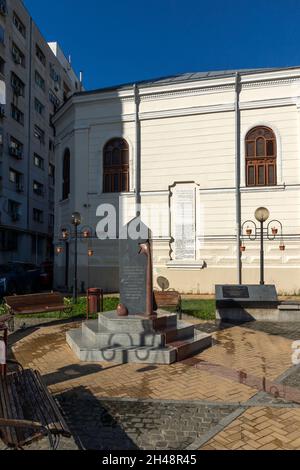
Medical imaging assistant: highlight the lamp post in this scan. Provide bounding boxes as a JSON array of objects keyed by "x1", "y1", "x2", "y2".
[
  {"x1": 55, "y1": 214, "x2": 95, "y2": 303},
  {"x1": 241, "y1": 207, "x2": 285, "y2": 285},
  {"x1": 71, "y1": 212, "x2": 81, "y2": 303}
]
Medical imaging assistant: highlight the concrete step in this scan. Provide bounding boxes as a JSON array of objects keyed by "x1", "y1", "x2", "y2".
[
  {"x1": 167, "y1": 331, "x2": 212, "y2": 362},
  {"x1": 82, "y1": 320, "x2": 165, "y2": 348},
  {"x1": 67, "y1": 328, "x2": 178, "y2": 364},
  {"x1": 278, "y1": 303, "x2": 300, "y2": 321},
  {"x1": 157, "y1": 321, "x2": 195, "y2": 343},
  {"x1": 98, "y1": 310, "x2": 177, "y2": 333}
]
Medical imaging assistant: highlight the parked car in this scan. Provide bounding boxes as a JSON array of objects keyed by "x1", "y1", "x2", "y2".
[
  {"x1": 39, "y1": 261, "x2": 54, "y2": 290},
  {"x1": 0, "y1": 262, "x2": 41, "y2": 297}
]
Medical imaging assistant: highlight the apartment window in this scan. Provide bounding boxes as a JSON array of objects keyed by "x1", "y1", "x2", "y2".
[
  {"x1": 31, "y1": 234, "x2": 43, "y2": 256},
  {"x1": 34, "y1": 153, "x2": 44, "y2": 170},
  {"x1": 13, "y1": 12, "x2": 26, "y2": 37},
  {"x1": 33, "y1": 208, "x2": 43, "y2": 223},
  {"x1": 34, "y1": 98, "x2": 44, "y2": 115},
  {"x1": 12, "y1": 43, "x2": 25, "y2": 67},
  {"x1": 48, "y1": 213, "x2": 54, "y2": 228},
  {"x1": 8, "y1": 200, "x2": 20, "y2": 222},
  {"x1": 9, "y1": 168, "x2": 23, "y2": 191},
  {"x1": 49, "y1": 163, "x2": 55, "y2": 186},
  {"x1": 62, "y1": 150, "x2": 70, "y2": 200},
  {"x1": 11, "y1": 103, "x2": 24, "y2": 125},
  {"x1": 50, "y1": 64, "x2": 61, "y2": 86},
  {"x1": 0, "y1": 25, "x2": 4, "y2": 44},
  {"x1": 0, "y1": 56, "x2": 5, "y2": 75},
  {"x1": 0, "y1": 1, "x2": 7, "y2": 17},
  {"x1": 9, "y1": 168, "x2": 17, "y2": 183},
  {"x1": 246, "y1": 126, "x2": 277, "y2": 187},
  {"x1": 35, "y1": 70, "x2": 45, "y2": 91},
  {"x1": 9, "y1": 136, "x2": 23, "y2": 159},
  {"x1": 103, "y1": 138, "x2": 129, "y2": 193},
  {"x1": 11, "y1": 72, "x2": 25, "y2": 97},
  {"x1": 0, "y1": 230, "x2": 18, "y2": 252},
  {"x1": 34, "y1": 125, "x2": 45, "y2": 144},
  {"x1": 33, "y1": 180, "x2": 44, "y2": 196},
  {"x1": 36, "y1": 44, "x2": 46, "y2": 66},
  {"x1": 63, "y1": 82, "x2": 71, "y2": 102},
  {"x1": 49, "y1": 89, "x2": 60, "y2": 110}
]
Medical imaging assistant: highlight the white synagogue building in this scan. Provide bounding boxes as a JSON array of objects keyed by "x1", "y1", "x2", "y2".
[{"x1": 53, "y1": 66, "x2": 300, "y2": 294}]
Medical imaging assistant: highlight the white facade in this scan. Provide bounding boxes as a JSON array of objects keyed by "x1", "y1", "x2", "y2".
[
  {"x1": 0, "y1": 0, "x2": 80, "y2": 265},
  {"x1": 53, "y1": 67, "x2": 300, "y2": 295}
]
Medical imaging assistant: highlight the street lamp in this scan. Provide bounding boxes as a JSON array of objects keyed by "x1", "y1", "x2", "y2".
[
  {"x1": 241, "y1": 207, "x2": 285, "y2": 286},
  {"x1": 255, "y1": 207, "x2": 270, "y2": 286},
  {"x1": 71, "y1": 212, "x2": 82, "y2": 303},
  {"x1": 55, "y1": 216, "x2": 95, "y2": 302}
]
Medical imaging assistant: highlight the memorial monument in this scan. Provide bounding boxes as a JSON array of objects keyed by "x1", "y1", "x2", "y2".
[
  {"x1": 67, "y1": 218, "x2": 212, "y2": 364},
  {"x1": 215, "y1": 284, "x2": 279, "y2": 322}
]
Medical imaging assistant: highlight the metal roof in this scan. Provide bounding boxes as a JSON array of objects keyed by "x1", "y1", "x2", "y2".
[{"x1": 74, "y1": 65, "x2": 300, "y2": 97}]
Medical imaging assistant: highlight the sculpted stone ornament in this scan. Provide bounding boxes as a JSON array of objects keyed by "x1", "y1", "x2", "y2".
[
  {"x1": 117, "y1": 303, "x2": 129, "y2": 317},
  {"x1": 139, "y1": 240, "x2": 157, "y2": 319}
]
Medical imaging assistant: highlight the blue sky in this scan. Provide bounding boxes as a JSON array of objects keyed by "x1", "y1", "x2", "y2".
[{"x1": 25, "y1": 0, "x2": 300, "y2": 91}]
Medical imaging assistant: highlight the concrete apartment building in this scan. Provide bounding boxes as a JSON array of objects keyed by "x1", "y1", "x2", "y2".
[{"x1": 0, "y1": 0, "x2": 80, "y2": 265}]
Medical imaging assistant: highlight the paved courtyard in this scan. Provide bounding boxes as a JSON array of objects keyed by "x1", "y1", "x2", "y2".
[{"x1": 3, "y1": 317, "x2": 300, "y2": 450}]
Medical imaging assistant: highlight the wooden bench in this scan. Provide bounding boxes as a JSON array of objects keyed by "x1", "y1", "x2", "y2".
[
  {"x1": 4, "y1": 292, "x2": 72, "y2": 320},
  {"x1": 154, "y1": 291, "x2": 182, "y2": 318},
  {"x1": 0, "y1": 362, "x2": 72, "y2": 450},
  {"x1": 0, "y1": 323, "x2": 8, "y2": 377}
]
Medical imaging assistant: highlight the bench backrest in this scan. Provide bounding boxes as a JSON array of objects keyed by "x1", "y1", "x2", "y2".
[
  {"x1": 5, "y1": 292, "x2": 65, "y2": 309},
  {"x1": 154, "y1": 291, "x2": 181, "y2": 306}
]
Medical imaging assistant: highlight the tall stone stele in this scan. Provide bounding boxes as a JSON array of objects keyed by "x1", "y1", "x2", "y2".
[{"x1": 118, "y1": 216, "x2": 156, "y2": 316}]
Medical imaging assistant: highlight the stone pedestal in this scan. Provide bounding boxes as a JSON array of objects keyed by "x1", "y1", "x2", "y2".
[
  {"x1": 215, "y1": 284, "x2": 279, "y2": 322},
  {"x1": 67, "y1": 311, "x2": 212, "y2": 365}
]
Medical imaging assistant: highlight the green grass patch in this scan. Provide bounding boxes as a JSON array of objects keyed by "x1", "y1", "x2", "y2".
[
  {"x1": 8, "y1": 296, "x2": 215, "y2": 322},
  {"x1": 14, "y1": 296, "x2": 120, "y2": 320},
  {"x1": 181, "y1": 299, "x2": 215, "y2": 320}
]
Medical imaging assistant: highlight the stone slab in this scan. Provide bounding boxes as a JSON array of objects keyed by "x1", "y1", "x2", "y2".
[
  {"x1": 98, "y1": 310, "x2": 177, "y2": 333},
  {"x1": 119, "y1": 218, "x2": 149, "y2": 315},
  {"x1": 216, "y1": 284, "x2": 278, "y2": 307},
  {"x1": 216, "y1": 284, "x2": 279, "y2": 322}
]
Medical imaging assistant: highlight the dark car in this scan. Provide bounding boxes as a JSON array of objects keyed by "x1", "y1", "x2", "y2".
[
  {"x1": 39, "y1": 261, "x2": 54, "y2": 290},
  {"x1": 0, "y1": 262, "x2": 41, "y2": 297}
]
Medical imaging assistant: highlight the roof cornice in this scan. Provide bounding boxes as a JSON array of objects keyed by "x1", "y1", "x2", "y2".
[{"x1": 53, "y1": 67, "x2": 300, "y2": 124}]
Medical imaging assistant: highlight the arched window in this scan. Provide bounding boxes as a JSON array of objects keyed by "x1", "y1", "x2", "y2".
[
  {"x1": 245, "y1": 126, "x2": 277, "y2": 186},
  {"x1": 62, "y1": 148, "x2": 70, "y2": 200},
  {"x1": 103, "y1": 138, "x2": 129, "y2": 193}
]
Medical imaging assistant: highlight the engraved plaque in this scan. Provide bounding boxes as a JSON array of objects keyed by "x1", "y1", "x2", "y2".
[
  {"x1": 222, "y1": 286, "x2": 250, "y2": 299},
  {"x1": 173, "y1": 189, "x2": 196, "y2": 260},
  {"x1": 119, "y1": 218, "x2": 149, "y2": 315}
]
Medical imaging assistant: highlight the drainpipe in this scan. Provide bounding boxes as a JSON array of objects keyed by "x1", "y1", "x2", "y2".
[
  {"x1": 134, "y1": 84, "x2": 141, "y2": 210},
  {"x1": 235, "y1": 72, "x2": 242, "y2": 284}
]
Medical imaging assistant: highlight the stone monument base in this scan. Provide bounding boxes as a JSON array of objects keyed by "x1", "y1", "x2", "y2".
[{"x1": 67, "y1": 311, "x2": 212, "y2": 365}]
